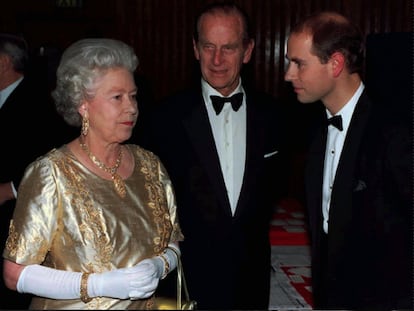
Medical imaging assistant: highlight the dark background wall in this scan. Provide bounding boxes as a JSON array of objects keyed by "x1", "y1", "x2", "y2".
[{"x1": 1, "y1": 0, "x2": 412, "y2": 101}]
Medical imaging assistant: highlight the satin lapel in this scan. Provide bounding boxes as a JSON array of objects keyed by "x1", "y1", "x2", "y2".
[
  {"x1": 0, "y1": 80, "x2": 24, "y2": 114},
  {"x1": 0, "y1": 81, "x2": 26, "y2": 131},
  {"x1": 182, "y1": 97, "x2": 232, "y2": 216},
  {"x1": 234, "y1": 95, "x2": 262, "y2": 217},
  {"x1": 330, "y1": 91, "x2": 371, "y2": 234},
  {"x1": 306, "y1": 124, "x2": 327, "y2": 234}
]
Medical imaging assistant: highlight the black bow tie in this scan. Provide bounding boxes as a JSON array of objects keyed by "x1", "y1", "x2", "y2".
[
  {"x1": 210, "y1": 93, "x2": 243, "y2": 115},
  {"x1": 327, "y1": 115, "x2": 343, "y2": 131}
]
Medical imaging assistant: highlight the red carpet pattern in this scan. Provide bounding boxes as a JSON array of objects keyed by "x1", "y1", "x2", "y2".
[
  {"x1": 269, "y1": 198, "x2": 313, "y2": 310},
  {"x1": 270, "y1": 198, "x2": 310, "y2": 246}
]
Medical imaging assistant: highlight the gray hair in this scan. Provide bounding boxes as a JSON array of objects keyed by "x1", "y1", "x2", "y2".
[
  {"x1": 193, "y1": 2, "x2": 253, "y2": 47},
  {"x1": 0, "y1": 33, "x2": 28, "y2": 73},
  {"x1": 52, "y1": 38, "x2": 139, "y2": 127}
]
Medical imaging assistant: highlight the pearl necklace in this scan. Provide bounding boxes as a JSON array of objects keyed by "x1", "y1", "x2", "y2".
[{"x1": 79, "y1": 139, "x2": 126, "y2": 198}]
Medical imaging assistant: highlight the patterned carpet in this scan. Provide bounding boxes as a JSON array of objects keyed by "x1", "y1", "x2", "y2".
[
  {"x1": 270, "y1": 198, "x2": 310, "y2": 246},
  {"x1": 269, "y1": 198, "x2": 313, "y2": 310}
]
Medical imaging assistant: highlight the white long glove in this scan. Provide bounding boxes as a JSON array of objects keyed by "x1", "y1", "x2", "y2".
[
  {"x1": 90, "y1": 247, "x2": 179, "y2": 299},
  {"x1": 89, "y1": 259, "x2": 160, "y2": 299},
  {"x1": 17, "y1": 247, "x2": 179, "y2": 301}
]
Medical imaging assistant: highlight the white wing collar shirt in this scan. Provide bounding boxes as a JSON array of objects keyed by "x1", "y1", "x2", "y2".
[
  {"x1": 322, "y1": 82, "x2": 364, "y2": 233},
  {"x1": 202, "y1": 78, "x2": 246, "y2": 216}
]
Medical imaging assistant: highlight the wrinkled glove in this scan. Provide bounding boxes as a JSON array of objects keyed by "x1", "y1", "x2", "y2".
[
  {"x1": 17, "y1": 262, "x2": 163, "y2": 301},
  {"x1": 88, "y1": 262, "x2": 160, "y2": 300},
  {"x1": 139, "y1": 247, "x2": 179, "y2": 280},
  {"x1": 89, "y1": 246, "x2": 179, "y2": 300},
  {"x1": 16, "y1": 246, "x2": 180, "y2": 301}
]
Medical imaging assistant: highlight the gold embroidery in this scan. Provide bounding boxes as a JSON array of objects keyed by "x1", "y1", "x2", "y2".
[
  {"x1": 146, "y1": 296, "x2": 155, "y2": 309},
  {"x1": 3, "y1": 147, "x2": 172, "y2": 309},
  {"x1": 57, "y1": 155, "x2": 113, "y2": 271},
  {"x1": 139, "y1": 150, "x2": 173, "y2": 254},
  {"x1": 4, "y1": 221, "x2": 17, "y2": 257},
  {"x1": 5, "y1": 220, "x2": 48, "y2": 262}
]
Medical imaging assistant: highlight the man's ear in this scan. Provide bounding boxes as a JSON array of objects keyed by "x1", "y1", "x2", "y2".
[
  {"x1": 192, "y1": 38, "x2": 200, "y2": 61},
  {"x1": 242, "y1": 39, "x2": 255, "y2": 64},
  {"x1": 0, "y1": 54, "x2": 11, "y2": 72},
  {"x1": 330, "y1": 52, "x2": 345, "y2": 78}
]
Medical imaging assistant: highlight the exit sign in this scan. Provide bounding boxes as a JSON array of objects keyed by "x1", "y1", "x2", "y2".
[{"x1": 55, "y1": 0, "x2": 83, "y2": 8}]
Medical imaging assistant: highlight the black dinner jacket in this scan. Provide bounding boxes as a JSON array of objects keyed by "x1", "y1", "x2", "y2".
[
  {"x1": 305, "y1": 89, "x2": 413, "y2": 310},
  {"x1": 0, "y1": 76, "x2": 76, "y2": 187},
  {"x1": 1, "y1": 77, "x2": 51, "y2": 186},
  {"x1": 136, "y1": 84, "x2": 287, "y2": 309}
]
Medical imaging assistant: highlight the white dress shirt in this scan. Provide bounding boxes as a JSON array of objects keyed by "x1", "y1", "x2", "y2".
[
  {"x1": 202, "y1": 78, "x2": 246, "y2": 215},
  {"x1": 322, "y1": 82, "x2": 364, "y2": 233}
]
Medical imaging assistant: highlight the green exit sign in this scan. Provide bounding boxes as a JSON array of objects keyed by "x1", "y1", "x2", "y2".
[{"x1": 55, "y1": 0, "x2": 83, "y2": 8}]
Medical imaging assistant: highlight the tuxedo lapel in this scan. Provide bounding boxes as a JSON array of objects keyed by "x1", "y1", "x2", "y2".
[
  {"x1": 0, "y1": 80, "x2": 25, "y2": 117},
  {"x1": 329, "y1": 91, "x2": 372, "y2": 237},
  {"x1": 235, "y1": 96, "x2": 261, "y2": 217},
  {"x1": 182, "y1": 97, "x2": 233, "y2": 216},
  {"x1": 305, "y1": 124, "x2": 327, "y2": 236}
]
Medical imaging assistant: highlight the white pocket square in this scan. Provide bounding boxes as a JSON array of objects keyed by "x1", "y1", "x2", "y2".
[{"x1": 264, "y1": 150, "x2": 278, "y2": 158}]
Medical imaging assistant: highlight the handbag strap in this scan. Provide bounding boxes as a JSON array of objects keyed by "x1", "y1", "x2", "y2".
[{"x1": 168, "y1": 247, "x2": 191, "y2": 309}]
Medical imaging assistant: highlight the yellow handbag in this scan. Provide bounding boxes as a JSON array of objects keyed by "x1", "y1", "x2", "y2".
[{"x1": 155, "y1": 247, "x2": 197, "y2": 310}]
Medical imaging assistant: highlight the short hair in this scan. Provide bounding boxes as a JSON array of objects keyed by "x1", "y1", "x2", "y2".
[
  {"x1": 193, "y1": 1, "x2": 253, "y2": 46},
  {"x1": 0, "y1": 33, "x2": 29, "y2": 73},
  {"x1": 291, "y1": 11, "x2": 364, "y2": 74},
  {"x1": 52, "y1": 38, "x2": 139, "y2": 127}
]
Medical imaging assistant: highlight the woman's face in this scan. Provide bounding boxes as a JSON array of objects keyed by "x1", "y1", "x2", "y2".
[{"x1": 81, "y1": 67, "x2": 138, "y2": 144}]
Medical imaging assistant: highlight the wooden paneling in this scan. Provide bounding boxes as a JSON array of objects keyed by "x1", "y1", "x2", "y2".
[
  {"x1": 1, "y1": 0, "x2": 412, "y2": 101},
  {"x1": 114, "y1": 0, "x2": 412, "y2": 101}
]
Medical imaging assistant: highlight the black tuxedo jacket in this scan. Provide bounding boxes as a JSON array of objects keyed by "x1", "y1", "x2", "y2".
[
  {"x1": 136, "y1": 85, "x2": 287, "y2": 309},
  {"x1": 0, "y1": 76, "x2": 76, "y2": 187},
  {"x1": 1, "y1": 78, "x2": 48, "y2": 186},
  {"x1": 305, "y1": 90, "x2": 413, "y2": 310}
]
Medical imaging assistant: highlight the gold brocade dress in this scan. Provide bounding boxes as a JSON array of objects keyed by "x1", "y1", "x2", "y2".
[{"x1": 3, "y1": 144, "x2": 183, "y2": 310}]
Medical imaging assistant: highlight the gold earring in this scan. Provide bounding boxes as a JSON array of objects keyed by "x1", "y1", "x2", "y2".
[{"x1": 81, "y1": 116, "x2": 89, "y2": 136}]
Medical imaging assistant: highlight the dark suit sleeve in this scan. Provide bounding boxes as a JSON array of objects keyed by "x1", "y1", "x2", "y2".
[{"x1": 1, "y1": 76, "x2": 76, "y2": 190}]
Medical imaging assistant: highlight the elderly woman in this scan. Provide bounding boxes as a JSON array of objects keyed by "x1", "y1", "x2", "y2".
[{"x1": 2, "y1": 38, "x2": 183, "y2": 309}]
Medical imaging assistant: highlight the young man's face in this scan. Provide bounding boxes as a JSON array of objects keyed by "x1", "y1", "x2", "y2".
[{"x1": 284, "y1": 31, "x2": 334, "y2": 105}]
